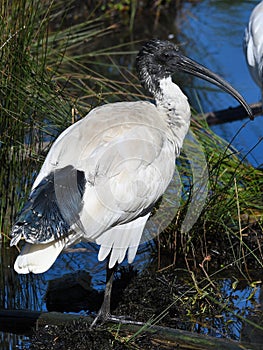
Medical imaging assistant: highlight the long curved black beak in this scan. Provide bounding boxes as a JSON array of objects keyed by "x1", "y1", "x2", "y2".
[{"x1": 176, "y1": 54, "x2": 254, "y2": 120}]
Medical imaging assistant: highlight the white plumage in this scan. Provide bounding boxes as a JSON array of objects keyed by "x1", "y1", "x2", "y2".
[
  {"x1": 10, "y1": 39, "x2": 253, "y2": 324},
  {"x1": 12, "y1": 100, "x2": 183, "y2": 272},
  {"x1": 244, "y1": 1, "x2": 263, "y2": 92}
]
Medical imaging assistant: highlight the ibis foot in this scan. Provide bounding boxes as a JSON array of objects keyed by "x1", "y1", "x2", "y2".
[
  {"x1": 89, "y1": 309, "x2": 110, "y2": 329},
  {"x1": 90, "y1": 313, "x2": 144, "y2": 329}
]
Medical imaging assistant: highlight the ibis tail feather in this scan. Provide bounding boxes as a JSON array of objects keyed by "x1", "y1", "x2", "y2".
[
  {"x1": 14, "y1": 239, "x2": 67, "y2": 274},
  {"x1": 96, "y1": 214, "x2": 150, "y2": 269}
]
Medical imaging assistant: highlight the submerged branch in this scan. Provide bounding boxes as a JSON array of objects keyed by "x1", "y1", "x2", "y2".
[{"x1": 201, "y1": 102, "x2": 262, "y2": 125}]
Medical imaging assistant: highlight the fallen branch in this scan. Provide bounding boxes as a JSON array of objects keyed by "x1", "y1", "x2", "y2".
[
  {"x1": 0, "y1": 309, "x2": 82, "y2": 334},
  {"x1": 200, "y1": 102, "x2": 262, "y2": 125},
  {"x1": 0, "y1": 309, "x2": 261, "y2": 350}
]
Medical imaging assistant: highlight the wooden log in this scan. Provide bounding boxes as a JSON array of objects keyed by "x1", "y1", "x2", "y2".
[
  {"x1": 0, "y1": 309, "x2": 84, "y2": 334},
  {"x1": 201, "y1": 102, "x2": 262, "y2": 125},
  {"x1": 119, "y1": 322, "x2": 261, "y2": 350},
  {"x1": 0, "y1": 309, "x2": 261, "y2": 350}
]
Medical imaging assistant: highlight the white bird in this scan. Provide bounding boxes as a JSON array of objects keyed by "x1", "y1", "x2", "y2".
[
  {"x1": 244, "y1": 0, "x2": 263, "y2": 94},
  {"x1": 10, "y1": 39, "x2": 253, "y2": 325}
]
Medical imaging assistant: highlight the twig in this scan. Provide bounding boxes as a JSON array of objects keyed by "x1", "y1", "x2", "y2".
[{"x1": 199, "y1": 255, "x2": 217, "y2": 289}]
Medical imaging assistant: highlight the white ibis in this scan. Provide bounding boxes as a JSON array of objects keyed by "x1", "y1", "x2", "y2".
[
  {"x1": 10, "y1": 39, "x2": 253, "y2": 326},
  {"x1": 244, "y1": 0, "x2": 263, "y2": 94}
]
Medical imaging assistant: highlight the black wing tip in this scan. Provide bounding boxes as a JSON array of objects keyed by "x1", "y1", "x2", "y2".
[
  {"x1": 10, "y1": 166, "x2": 86, "y2": 245},
  {"x1": 10, "y1": 217, "x2": 70, "y2": 245}
]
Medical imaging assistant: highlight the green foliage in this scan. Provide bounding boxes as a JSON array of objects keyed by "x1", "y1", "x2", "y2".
[
  {"x1": 1, "y1": 0, "x2": 48, "y2": 234},
  {"x1": 156, "y1": 116, "x2": 263, "y2": 267},
  {"x1": 0, "y1": 0, "x2": 126, "y2": 237}
]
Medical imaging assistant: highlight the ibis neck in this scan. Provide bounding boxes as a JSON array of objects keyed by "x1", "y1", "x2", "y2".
[{"x1": 154, "y1": 77, "x2": 191, "y2": 152}]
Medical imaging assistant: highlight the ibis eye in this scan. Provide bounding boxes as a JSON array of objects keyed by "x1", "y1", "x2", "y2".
[
  {"x1": 157, "y1": 51, "x2": 171, "y2": 64},
  {"x1": 163, "y1": 52, "x2": 170, "y2": 58}
]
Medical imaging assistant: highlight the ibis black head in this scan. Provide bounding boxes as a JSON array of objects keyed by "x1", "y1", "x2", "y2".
[
  {"x1": 136, "y1": 39, "x2": 180, "y2": 81},
  {"x1": 136, "y1": 39, "x2": 254, "y2": 120}
]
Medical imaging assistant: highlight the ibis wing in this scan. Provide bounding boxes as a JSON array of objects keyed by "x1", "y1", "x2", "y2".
[
  {"x1": 11, "y1": 101, "x2": 176, "y2": 272},
  {"x1": 12, "y1": 101, "x2": 175, "y2": 249}
]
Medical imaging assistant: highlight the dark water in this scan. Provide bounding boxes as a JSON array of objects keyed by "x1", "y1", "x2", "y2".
[
  {"x1": 0, "y1": 333, "x2": 30, "y2": 350},
  {"x1": 1, "y1": 1, "x2": 262, "y2": 348}
]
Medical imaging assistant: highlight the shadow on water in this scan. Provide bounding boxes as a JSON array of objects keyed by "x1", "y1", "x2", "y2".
[{"x1": 0, "y1": 0, "x2": 263, "y2": 349}]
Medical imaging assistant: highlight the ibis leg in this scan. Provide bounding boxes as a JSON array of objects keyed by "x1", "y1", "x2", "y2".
[{"x1": 90, "y1": 263, "x2": 117, "y2": 328}]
